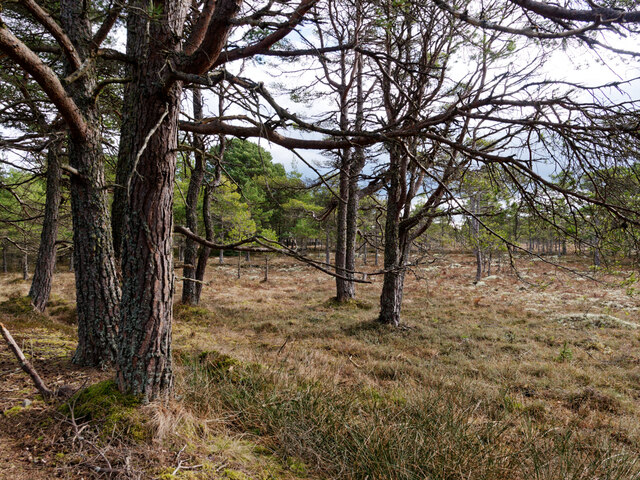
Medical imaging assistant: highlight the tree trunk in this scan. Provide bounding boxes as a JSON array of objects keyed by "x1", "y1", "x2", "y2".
[
  {"x1": 22, "y1": 253, "x2": 28, "y2": 281},
  {"x1": 472, "y1": 196, "x2": 482, "y2": 283},
  {"x1": 2, "y1": 246, "x2": 7, "y2": 274},
  {"x1": 68, "y1": 130, "x2": 121, "y2": 366},
  {"x1": 325, "y1": 227, "x2": 330, "y2": 266},
  {"x1": 363, "y1": 240, "x2": 367, "y2": 265},
  {"x1": 378, "y1": 161, "x2": 408, "y2": 326},
  {"x1": 182, "y1": 89, "x2": 206, "y2": 305},
  {"x1": 193, "y1": 184, "x2": 215, "y2": 304},
  {"x1": 116, "y1": 1, "x2": 188, "y2": 400},
  {"x1": 60, "y1": 0, "x2": 120, "y2": 367},
  {"x1": 263, "y1": 256, "x2": 269, "y2": 282},
  {"x1": 374, "y1": 234, "x2": 379, "y2": 266},
  {"x1": 335, "y1": 155, "x2": 352, "y2": 302},
  {"x1": 29, "y1": 142, "x2": 62, "y2": 312},
  {"x1": 343, "y1": 147, "x2": 365, "y2": 299}
]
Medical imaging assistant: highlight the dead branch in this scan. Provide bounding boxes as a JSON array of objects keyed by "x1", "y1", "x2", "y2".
[{"x1": 0, "y1": 322, "x2": 54, "y2": 399}]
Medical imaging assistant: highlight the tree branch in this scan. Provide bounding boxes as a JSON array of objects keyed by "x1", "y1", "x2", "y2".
[
  {"x1": 0, "y1": 22, "x2": 88, "y2": 140},
  {"x1": 213, "y1": 0, "x2": 318, "y2": 66},
  {"x1": 21, "y1": 0, "x2": 82, "y2": 69},
  {"x1": 0, "y1": 323, "x2": 54, "y2": 399}
]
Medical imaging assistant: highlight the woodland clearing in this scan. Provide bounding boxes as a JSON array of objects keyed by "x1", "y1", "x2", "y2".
[{"x1": 1, "y1": 252, "x2": 640, "y2": 479}]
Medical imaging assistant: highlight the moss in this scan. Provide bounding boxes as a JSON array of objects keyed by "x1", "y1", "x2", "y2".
[
  {"x1": 175, "y1": 304, "x2": 217, "y2": 325},
  {"x1": 222, "y1": 468, "x2": 251, "y2": 480},
  {"x1": 324, "y1": 297, "x2": 373, "y2": 310},
  {"x1": 286, "y1": 457, "x2": 308, "y2": 476},
  {"x1": 0, "y1": 296, "x2": 38, "y2": 316},
  {"x1": 59, "y1": 380, "x2": 150, "y2": 443},
  {"x1": 3, "y1": 405, "x2": 26, "y2": 417}
]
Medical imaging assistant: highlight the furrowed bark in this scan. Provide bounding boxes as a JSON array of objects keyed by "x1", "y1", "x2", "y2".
[
  {"x1": 378, "y1": 155, "x2": 410, "y2": 327},
  {"x1": 61, "y1": 0, "x2": 121, "y2": 367},
  {"x1": 29, "y1": 142, "x2": 62, "y2": 313},
  {"x1": 116, "y1": 0, "x2": 190, "y2": 401}
]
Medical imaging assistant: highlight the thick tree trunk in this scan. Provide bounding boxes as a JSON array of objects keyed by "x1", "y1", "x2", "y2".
[
  {"x1": 2, "y1": 246, "x2": 7, "y2": 274},
  {"x1": 61, "y1": 0, "x2": 120, "y2": 367},
  {"x1": 182, "y1": 89, "x2": 206, "y2": 305},
  {"x1": 115, "y1": 0, "x2": 188, "y2": 400},
  {"x1": 29, "y1": 142, "x2": 62, "y2": 312},
  {"x1": 343, "y1": 148, "x2": 365, "y2": 299},
  {"x1": 68, "y1": 130, "x2": 121, "y2": 366}
]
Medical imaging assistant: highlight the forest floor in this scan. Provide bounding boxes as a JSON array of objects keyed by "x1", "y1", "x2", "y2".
[{"x1": 1, "y1": 251, "x2": 640, "y2": 479}]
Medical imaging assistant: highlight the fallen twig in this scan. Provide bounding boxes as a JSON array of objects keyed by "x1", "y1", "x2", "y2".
[
  {"x1": 348, "y1": 355, "x2": 363, "y2": 369},
  {"x1": 0, "y1": 322, "x2": 54, "y2": 399}
]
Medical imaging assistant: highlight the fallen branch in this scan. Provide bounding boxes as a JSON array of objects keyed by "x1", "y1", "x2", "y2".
[{"x1": 0, "y1": 322, "x2": 54, "y2": 399}]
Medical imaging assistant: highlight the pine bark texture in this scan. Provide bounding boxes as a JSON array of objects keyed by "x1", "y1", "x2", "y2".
[
  {"x1": 115, "y1": 0, "x2": 189, "y2": 400},
  {"x1": 378, "y1": 161, "x2": 409, "y2": 327},
  {"x1": 29, "y1": 143, "x2": 62, "y2": 312},
  {"x1": 61, "y1": 0, "x2": 121, "y2": 366}
]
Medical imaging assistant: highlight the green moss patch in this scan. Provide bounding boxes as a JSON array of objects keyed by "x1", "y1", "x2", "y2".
[
  {"x1": 324, "y1": 297, "x2": 373, "y2": 310},
  {"x1": 59, "y1": 380, "x2": 149, "y2": 443},
  {"x1": 174, "y1": 303, "x2": 218, "y2": 325},
  {"x1": 0, "y1": 296, "x2": 40, "y2": 316}
]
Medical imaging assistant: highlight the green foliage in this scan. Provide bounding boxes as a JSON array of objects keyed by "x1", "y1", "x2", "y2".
[{"x1": 556, "y1": 342, "x2": 573, "y2": 363}]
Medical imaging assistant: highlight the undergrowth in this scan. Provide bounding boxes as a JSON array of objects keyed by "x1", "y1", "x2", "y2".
[{"x1": 177, "y1": 351, "x2": 640, "y2": 480}]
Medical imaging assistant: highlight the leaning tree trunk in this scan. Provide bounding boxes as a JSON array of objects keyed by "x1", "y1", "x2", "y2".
[
  {"x1": 116, "y1": 0, "x2": 189, "y2": 400},
  {"x1": 29, "y1": 142, "x2": 62, "y2": 312},
  {"x1": 182, "y1": 89, "x2": 206, "y2": 305},
  {"x1": 61, "y1": 0, "x2": 121, "y2": 367}
]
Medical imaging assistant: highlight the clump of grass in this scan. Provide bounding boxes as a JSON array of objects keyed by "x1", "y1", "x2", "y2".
[
  {"x1": 568, "y1": 387, "x2": 622, "y2": 414},
  {"x1": 324, "y1": 297, "x2": 373, "y2": 310},
  {"x1": 176, "y1": 351, "x2": 640, "y2": 480}
]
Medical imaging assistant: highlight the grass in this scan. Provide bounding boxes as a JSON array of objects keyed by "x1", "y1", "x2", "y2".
[
  {"x1": 2, "y1": 252, "x2": 640, "y2": 478},
  {"x1": 176, "y1": 349, "x2": 640, "y2": 480},
  {"x1": 168, "y1": 253, "x2": 640, "y2": 479}
]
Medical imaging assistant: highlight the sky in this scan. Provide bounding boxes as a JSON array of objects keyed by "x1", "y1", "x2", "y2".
[
  {"x1": 2, "y1": 3, "x2": 640, "y2": 184},
  {"x1": 208, "y1": 15, "x2": 640, "y2": 183}
]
